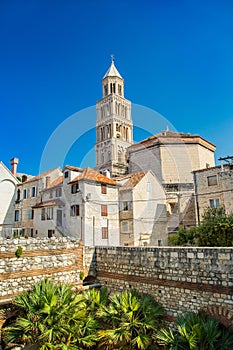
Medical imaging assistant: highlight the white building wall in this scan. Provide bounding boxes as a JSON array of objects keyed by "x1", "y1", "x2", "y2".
[
  {"x1": 82, "y1": 182, "x2": 119, "y2": 246},
  {"x1": 132, "y1": 171, "x2": 166, "y2": 246},
  {"x1": 0, "y1": 162, "x2": 18, "y2": 236}
]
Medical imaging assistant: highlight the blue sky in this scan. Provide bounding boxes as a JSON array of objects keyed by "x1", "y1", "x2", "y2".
[{"x1": 1, "y1": 0, "x2": 233, "y2": 175}]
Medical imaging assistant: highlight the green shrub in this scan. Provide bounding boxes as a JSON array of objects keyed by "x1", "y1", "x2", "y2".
[{"x1": 15, "y1": 246, "x2": 23, "y2": 258}]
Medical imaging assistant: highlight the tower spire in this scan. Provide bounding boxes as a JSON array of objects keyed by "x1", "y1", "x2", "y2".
[{"x1": 95, "y1": 60, "x2": 133, "y2": 177}]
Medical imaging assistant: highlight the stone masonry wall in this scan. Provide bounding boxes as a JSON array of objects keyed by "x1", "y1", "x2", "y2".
[
  {"x1": 1, "y1": 241, "x2": 233, "y2": 321},
  {"x1": 0, "y1": 237, "x2": 83, "y2": 303},
  {"x1": 94, "y1": 246, "x2": 233, "y2": 319}
]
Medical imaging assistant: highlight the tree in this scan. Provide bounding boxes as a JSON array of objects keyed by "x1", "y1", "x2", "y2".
[
  {"x1": 97, "y1": 289, "x2": 164, "y2": 349},
  {"x1": 3, "y1": 279, "x2": 98, "y2": 349},
  {"x1": 155, "y1": 311, "x2": 233, "y2": 349},
  {"x1": 169, "y1": 207, "x2": 233, "y2": 247}
]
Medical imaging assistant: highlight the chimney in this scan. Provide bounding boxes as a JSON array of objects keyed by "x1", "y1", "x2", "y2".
[
  {"x1": 45, "y1": 176, "x2": 51, "y2": 188},
  {"x1": 10, "y1": 158, "x2": 19, "y2": 176}
]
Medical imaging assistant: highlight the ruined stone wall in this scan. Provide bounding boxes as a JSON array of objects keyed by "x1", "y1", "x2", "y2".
[
  {"x1": 94, "y1": 246, "x2": 233, "y2": 319},
  {"x1": 0, "y1": 237, "x2": 83, "y2": 303}
]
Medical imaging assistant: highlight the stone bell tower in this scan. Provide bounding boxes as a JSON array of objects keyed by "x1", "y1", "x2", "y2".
[{"x1": 95, "y1": 57, "x2": 133, "y2": 177}]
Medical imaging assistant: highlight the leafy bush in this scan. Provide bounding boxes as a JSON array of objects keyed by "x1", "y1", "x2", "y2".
[
  {"x1": 169, "y1": 207, "x2": 233, "y2": 247},
  {"x1": 15, "y1": 246, "x2": 23, "y2": 258}
]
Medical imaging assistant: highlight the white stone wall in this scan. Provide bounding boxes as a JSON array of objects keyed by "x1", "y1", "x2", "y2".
[
  {"x1": 0, "y1": 162, "x2": 18, "y2": 236},
  {"x1": 63, "y1": 180, "x2": 119, "y2": 246},
  {"x1": 128, "y1": 140, "x2": 215, "y2": 185},
  {"x1": 132, "y1": 171, "x2": 166, "y2": 246}
]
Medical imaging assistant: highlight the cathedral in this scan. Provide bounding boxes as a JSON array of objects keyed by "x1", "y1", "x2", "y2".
[{"x1": 94, "y1": 59, "x2": 216, "y2": 236}]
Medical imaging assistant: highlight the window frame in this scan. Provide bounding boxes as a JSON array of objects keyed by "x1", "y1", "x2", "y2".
[
  {"x1": 71, "y1": 183, "x2": 79, "y2": 194},
  {"x1": 119, "y1": 201, "x2": 131, "y2": 211},
  {"x1": 55, "y1": 187, "x2": 62, "y2": 197},
  {"x1": 101, "y1": 184, "x2": 107, "y2": 194},
  {"x1": 121, "y1": 220, "x2": 129, "y2": 233},
  {"x1": 23, "y1": 188, "x2": 27, "y2": 199},
  {"x1": 102, "y1": 226, "x2": 108, "y2": 239},
  {"x1": 207, "y1": 175, "x2": 217, "y2": 186},
  {"x1": 28, "y1": 209, "x2": 34, "y2": 220},
  {"x1": 31, "y1": 186, "x2": 36, "y2": 197},
  {"x1": 70, "y1": 204, "x2": 80, "y2": 217},
  {"x1": 14, "y1": 210, "x2": 19, "y2": 222},
  {"x1": 209, "y1": 198, "x2": 220, "y2": 208},
  {"x1": 101, "y1": 205, "x2": 108, "y2": 216}
]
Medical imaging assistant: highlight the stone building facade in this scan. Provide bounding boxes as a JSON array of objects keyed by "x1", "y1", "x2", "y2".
[
  {"x1": 193, "y1": 163, "x2": 233, "y2": 222},
  {"x1": 126, "y1": 131, "x2": 216, "y2": 234},
  {"x1": 13, "y1": 167, "x2": 62, "y2": 238},
  {"x1": 10, "y1": 165, "x2": 120, "y2": 246},
  {"x1": 62, "y1": 166, "x2": 120, "y2": 246}
]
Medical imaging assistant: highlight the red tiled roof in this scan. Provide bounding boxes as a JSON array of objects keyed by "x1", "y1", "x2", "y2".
[
  {"x1": 69, "y1": 167, "x2": 118, "y2": 185},
  {"x1": 118, "y1": 171, "x2": 146, "y2": 190},
  {"x1": 32, "y1": 199, "x2": 65, "y2": 208},
  {"x1": 48, "y1": 176, "x2": 63, "y2": 188},
  {"x1": 127, "y1": 131, "x2": 216, "y2": 152},
  {"x1": 63, "y1": 165, "x2": 83, "y2": 172},
  {"x1": 19, "y1": 167, "x2": 61, "y2": 185}
]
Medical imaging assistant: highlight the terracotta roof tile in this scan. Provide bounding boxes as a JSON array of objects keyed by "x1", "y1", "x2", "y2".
[
  {"x1": 63, "y1": 165, "x2": 83, "y2": 172},
  {"x1": 48, "y1": 176, "x2": 63, "y2": 188},
  {"x1": 69, "y1": 167, "x2": 118, "y2": 185},
  {"x1": 19, "y1": 167, "x2": 61, "y2": 185},
  {"x1": 128, "y1": 131, "x2": 216, "y2": 152},
  {"x1": 119, "y1": 171, "x2": 146, "y2": 190}
]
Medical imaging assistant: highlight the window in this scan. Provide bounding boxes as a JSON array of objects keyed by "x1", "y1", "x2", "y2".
[
  {"x1": 16, "y1": 189, "x2": 20, "y2": 201},
  {"x1": 31, "y1": 187, "x2": 36, "y2": 197},
  {"x1": 41, "y1": 207, "x2": 53, "y2": 220},
  {"x1": 207, "y1": 175, "x2": 217, "y2": 186},
  {"x1": 104, "y1": 84, "x2": 108, "y2": 96},
  {"x1": 64, "y1": 171, "x2": 69, "y2": 178},
  {"x1": 55, "y1": 188, "x2": 62, "y2": 197},
  {"x1": 41, "y1": 208, "x2": 46, "y2": 221},
  {"x1": 121, "y1": 221, "x2": 129, "y2": 233},
  {"x1": 47, "y1": 207, "x2": 53, "y2": 220},
  {"x1": 70, "y1": 205, "x2": 79, "y2": 216},
  {"x1": 14, "y1": 210, "x2": 19, "y2": 222},
  {"x1": 49, "y1": 191, "x2": 53, "y2": 199},
  {"x1": 30, "y1": 229, "x2": 33, "y2": 237},
  {"x1": 101, "y1": 184, "x2": 107, "y2": 194},
  {"x1": 101, "y1": 205, "x2": 108, "y2": 216},
  {"x1": 102, "y1": 227, "x2": 108, "y2": 239},
  {"x1": 28, "y1": 209, "x2": 34, "y2": 220},
  {"x1": 23, "y1": 189, "x2": 27, "y2": 199},
  {"x1": 209, "y1": 199, "x2": 220, "y2": 208},
  {"x1": 119, "y1": 201, "x2": 131, "y2": 211},
  {"x1": 71, "y1": 183, "x2": 79, "y2": 194}
]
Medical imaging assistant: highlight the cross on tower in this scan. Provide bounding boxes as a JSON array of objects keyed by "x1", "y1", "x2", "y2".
[{"x1": 110, "y1": 54, "x2": 115, "y2": 62}]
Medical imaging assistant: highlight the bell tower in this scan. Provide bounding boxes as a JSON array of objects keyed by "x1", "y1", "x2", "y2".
[{"x1": 95, "y1": 57, "x2": 133, "y2": 177}]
